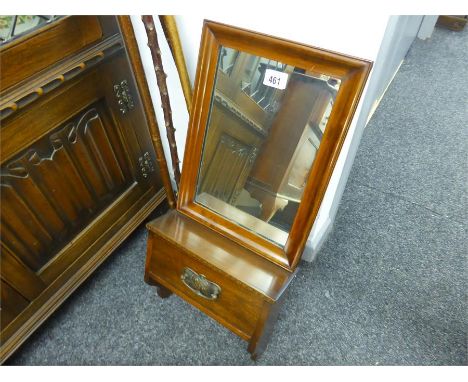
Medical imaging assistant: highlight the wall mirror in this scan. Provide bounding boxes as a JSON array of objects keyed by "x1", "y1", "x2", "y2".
[{"x1": 178, "y1": 21, "x2": 371, "y2": 270}]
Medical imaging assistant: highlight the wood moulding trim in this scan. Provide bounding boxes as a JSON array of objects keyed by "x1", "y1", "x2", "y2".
[
  {"x1": 0, "y1": 188, "x2": 166, "y2": 364},
  {"x1": 0, "y1": 16, "x2": 103, "y2": 92},
  {"x1": 0, "y1": 34, "x2": 124, "y2": 121},
  {"x1": 0, "y1": 16, "x2": 71, "y2": 51},
  {"x1": 37, "y1": 181, "x2": 140, "y2": 283}
]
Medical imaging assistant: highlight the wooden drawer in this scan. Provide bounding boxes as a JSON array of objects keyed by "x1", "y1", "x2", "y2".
[
  {"x1": 146, "y1": 232, "x2": 266, "y2": 340},
  {"x1": 145, "y1": 210, "x2": 296, "y2": 359}
]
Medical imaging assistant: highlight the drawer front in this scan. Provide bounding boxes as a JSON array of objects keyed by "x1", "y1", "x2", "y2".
[{"x1": 147, "y1": 233, "x2": 264, "y2": 340}]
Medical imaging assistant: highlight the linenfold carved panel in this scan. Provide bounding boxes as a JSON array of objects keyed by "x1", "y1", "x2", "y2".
[
  {"x1": 0, "y1": 103, "x2": 132, "y2": 272},
  {"x1": 198, "y1": 134, "x2": 258, "y2": 205}
]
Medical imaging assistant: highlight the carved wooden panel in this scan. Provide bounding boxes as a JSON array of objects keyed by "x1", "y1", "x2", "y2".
[
  {"x1": 0, "y1": 102, "x2": 133, "y2": 274},
  {"x1": 199, "y1": 133, "x2": 258, "y2": 204},
  {"x1": 0, "y1": 16, "x2": 170, "y2": 363}
]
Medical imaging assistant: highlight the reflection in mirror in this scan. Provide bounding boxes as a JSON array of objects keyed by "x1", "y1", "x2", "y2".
[
  {"x1": 195, "y1": 46, "x2": 341, "y2": 247},
  {"x1": 219, "y1": 47, "x2": 239, "y2": 76}
]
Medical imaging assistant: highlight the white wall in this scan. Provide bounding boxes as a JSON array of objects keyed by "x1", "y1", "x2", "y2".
[
  {"x1": 368, "y1": 15, "x2": 424, "y2": 119},
  {"x1": 131, "y1": 13, "x2": 391, "y2": 260}
]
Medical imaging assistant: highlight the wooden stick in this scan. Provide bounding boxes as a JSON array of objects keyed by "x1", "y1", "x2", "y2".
[
  {"x1": 117, "y1": 16, "x2": 176, "y2": 208},
  {"x1": 142, "y1": 15, "x2": 182, "y2": 188},
  {"x1": 159, "y1": 15, "x2": 193, "y2": 113}
]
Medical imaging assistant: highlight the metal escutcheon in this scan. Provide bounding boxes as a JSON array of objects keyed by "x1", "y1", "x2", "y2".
[{"x1": 180, "y1": 267, "x2": 221, "y2": 300}]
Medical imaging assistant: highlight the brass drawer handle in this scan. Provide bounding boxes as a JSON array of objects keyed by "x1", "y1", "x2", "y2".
[{"x1": 180, "y1": 267, "x2": 221, "y2": 300}]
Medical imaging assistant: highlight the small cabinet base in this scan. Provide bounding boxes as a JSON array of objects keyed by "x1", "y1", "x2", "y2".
[{"x1": 145, "y1": 210, "x2": 295, "y2": 359}]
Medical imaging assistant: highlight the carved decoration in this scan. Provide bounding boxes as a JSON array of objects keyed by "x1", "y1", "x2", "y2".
[
  {"x1": 213, "y1": 91, "x2": 267, "y2": 137},
  {"x1": 113, "y1": 79, "x2": 135, "y2": 114},
  {"x1": 0, "y1": 105, "x2": 132, "y2": 271},
  {"x1": 219, "y1": 134, "x2": 250, "y2": 156},
  {"x1": 138, "y1": 151, "x2": 155, "y2": 179},
  {"x1": 0, "y1": 36, "x2": 124, "y2": 121},
  {"x1": 199, "y1": 134, "x2": 258, "y2": 204}
]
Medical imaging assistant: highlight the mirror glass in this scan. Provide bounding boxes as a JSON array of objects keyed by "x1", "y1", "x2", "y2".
[{"x1": 195, "y1": 46, "x2": 341, "y2": 247}]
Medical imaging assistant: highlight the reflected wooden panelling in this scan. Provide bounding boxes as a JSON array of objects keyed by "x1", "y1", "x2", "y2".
[
  {"x1": 197, "y1": 88, "x2": 266, "y2": 207},
  {"x1": 200, "y1": 134, "x2": 258, "y2": 204}
]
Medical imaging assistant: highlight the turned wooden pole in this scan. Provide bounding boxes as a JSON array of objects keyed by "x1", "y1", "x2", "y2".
[
  {"x1": 159, "y1": 15, "x2": 193, "y2": 113},
  {"x1": 142, "y1": 15, "x2": 182, "y2": 188}
]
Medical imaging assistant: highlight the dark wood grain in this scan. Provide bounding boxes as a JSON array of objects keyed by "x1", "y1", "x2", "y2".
[
  {"x1": 0, "y1": 245, "x2": 46, "y2": 301},
  {"x1": 1, "y1": 281, "x2": 29, "y2": 329},
  {"x1": 436, "y1": 15, "x2": 467, "y2": 31},
  {"x1": 247, "y1": 293, "x2": 285, "y2": 360},
  {"x1": 0, "y1": 35, "x2": 124, "y2": 121},
  {"x1": 0, "y1": 16, "x2": 170, "y2": 363},
  {"x1": 147, "y1": 210, "x2": 294, "y2": 301},
  {"x1": 0, "y1": 16, "x2": 103, "y2": 92},
  {"x1": 1, "y1": 101, "x2": 134, "y2": 281},
  {"x1": 145, "y1": 20, "x2": 372, "y2": 359},
  {"x1": 1, "y1": 187, "x2": 166, "y2": 362},
  {"x1": 147, "y1": 234, "x2": 263, "y2": 339}
]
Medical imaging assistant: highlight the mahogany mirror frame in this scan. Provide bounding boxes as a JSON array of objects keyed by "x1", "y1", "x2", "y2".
[{"x1": 177, "y1": 20, "x2": 372, "y2": 271}]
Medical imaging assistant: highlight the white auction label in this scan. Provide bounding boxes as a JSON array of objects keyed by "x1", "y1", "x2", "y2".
[{"x1": 263, "y1": 69, "x2": 288, "y2": 90}]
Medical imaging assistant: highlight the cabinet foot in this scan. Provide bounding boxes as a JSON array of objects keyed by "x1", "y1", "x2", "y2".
[
  {"x1": 145, "y1": 277, "x2": 173, "y2": 299},
  {"x1": 247, "y1": 299, "x2": 282, "y2": 360},
  {"x1": 155, "y1": 283, "x2": 172, "y2": 298}
]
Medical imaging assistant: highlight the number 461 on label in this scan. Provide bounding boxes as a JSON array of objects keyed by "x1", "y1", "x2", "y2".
[{"x1": 263, "y1": 68, "x2": 288, "y2": 90}]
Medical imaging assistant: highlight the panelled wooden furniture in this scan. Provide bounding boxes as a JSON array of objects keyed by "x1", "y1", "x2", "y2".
[
  {"x1": 197, "y1": 47, "x2": 285, "y2": 207},
  {"x1": 145, "y1": 20, "x2": 372, "y2": 359},
  {"x1": 245, "y1": 73, "x2": 335, "y2": 224},
  {"x1": 0, "y1": 16, "x2": 174, "y2": 362}
]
